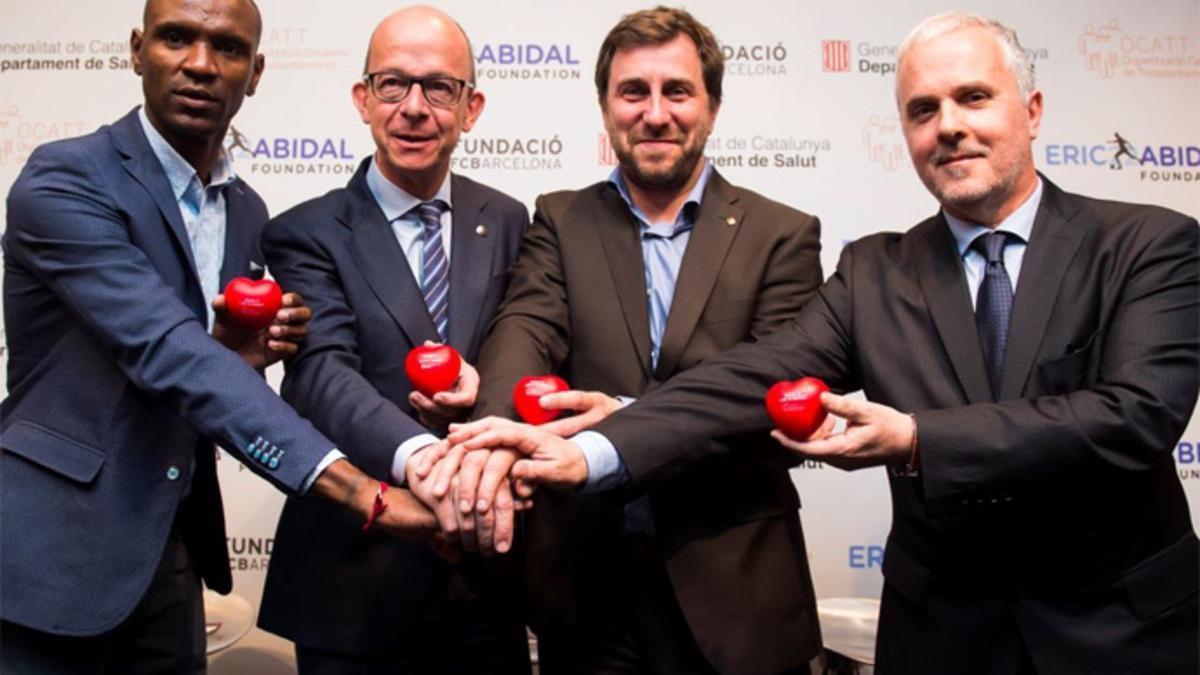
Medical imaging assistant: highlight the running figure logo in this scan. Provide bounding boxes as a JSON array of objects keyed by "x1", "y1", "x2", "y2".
[
  {"x1": 1109, "y1": 132, "x2": 1141, "y2": 170},
  {"x1": 226, "y1": 126, "x2": 255, "y2": 158}
]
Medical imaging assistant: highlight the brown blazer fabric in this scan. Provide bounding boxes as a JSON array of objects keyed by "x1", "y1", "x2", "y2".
[
  {"x1": 474, "y1": 169, "x2": 825, "y2": 675},
  {"x1": 595, "y1": 177, "x2": 1200, "y2": 675}
]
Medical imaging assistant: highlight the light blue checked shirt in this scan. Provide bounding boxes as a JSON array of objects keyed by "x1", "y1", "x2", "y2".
[
  {"x1": 138, "y1": 108, "x2": 234, "y2": 330},
  {"x1": 573, "y1": 161, "x2": 713, "y2": 494},
  {"x1": 364, "y1": 158, "x2": 455, "y2": 485}
]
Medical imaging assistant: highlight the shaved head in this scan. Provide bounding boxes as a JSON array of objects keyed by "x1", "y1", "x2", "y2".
[
  {"x1": 363, "y1": 5, "x2": 475, "y2": 83},
  {"x1": 144, "y1": 0, "x2": 263, "y2": 43}
]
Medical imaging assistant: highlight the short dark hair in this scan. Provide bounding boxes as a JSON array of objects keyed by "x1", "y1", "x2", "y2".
[{"x1": 594, "y1": 6, "x2": 723, "y2": 110}]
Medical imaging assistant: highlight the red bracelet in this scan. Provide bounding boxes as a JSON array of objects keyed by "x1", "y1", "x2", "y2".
[{"x1": 361, "y1": 481, "x2": 388, "y2": 532}]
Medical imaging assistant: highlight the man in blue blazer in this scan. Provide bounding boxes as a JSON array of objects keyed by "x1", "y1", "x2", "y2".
[
  {"x1": 1, "y1": 0, "x2": 436, "y2": 672},
  {"x1": 257, "y1": 7, "x2": 531, "y2": 673}
]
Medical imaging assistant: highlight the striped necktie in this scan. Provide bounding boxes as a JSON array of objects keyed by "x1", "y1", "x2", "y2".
[{"x1": 417, "y1": 201, "x2": 449, "y2": 342}]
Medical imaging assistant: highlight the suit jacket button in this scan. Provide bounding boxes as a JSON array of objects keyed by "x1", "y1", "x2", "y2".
[
  {"x1": 166, "y1": 466, "x2": 181, "y2": 481},
  {"x1": 269, "y1": 457, "x2": 280, "y2": 469}
]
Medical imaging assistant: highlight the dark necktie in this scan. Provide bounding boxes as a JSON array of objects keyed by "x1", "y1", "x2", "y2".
[
  {"x1": 972, "y1": 231, "x2": 1014, "y2": 399},
  {"x1": 417, "y1": 201, "x2": 449, "y2": 342}
]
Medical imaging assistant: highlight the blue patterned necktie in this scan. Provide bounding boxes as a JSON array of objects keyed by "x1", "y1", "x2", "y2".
[
  {"x1": 972, "y1": 231, "x2": 1014, "y2": 399},
  {"x1": 417, "y1": 201, "x2": 449, "y2": 342}
]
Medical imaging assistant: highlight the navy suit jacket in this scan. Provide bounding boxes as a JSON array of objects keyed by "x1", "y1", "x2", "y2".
[
  {"x1": 1, "y1": 108, "x2": 334, "y2": 636},
  {"x1": 257, "y1": 160, "x2": 528, "y2": 653}
]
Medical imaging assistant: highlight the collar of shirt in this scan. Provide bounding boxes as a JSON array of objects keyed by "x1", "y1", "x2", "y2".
[
  {"x1": 366, "y1": 158, "x2": 454, "y2": 280},
  {"x1": 365, "y1": 158, "x2": 453, "y2": 221},
  {"x1": 944, "y1": 176, "x2": 1043, "y2": 256},
  {"x1": 137, "y1": 106, "x2": 236, "y2": 203},
  {"x1": 607, "y1": 159, "x2": 712, "y2": 235}
]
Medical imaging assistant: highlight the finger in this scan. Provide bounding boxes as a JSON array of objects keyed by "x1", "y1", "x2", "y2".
[
  {"x1": 434, "y1": 495, "x2": 460, "y2": 538},
  {"x1": 413, "y1": 443, "x2": 449, "y2": 480},
  {"x1": 212, "y1": 295, "x2": 227, "y2": 312},
  {"x1": 475, "y1": 498, "x2": 497, "y2": 555},
  {"x1": 431, "y1": 444, "x2": 467, "y2": 497},
  {"x1": 269, "y1": 323, "x2": 307, "y2": 341},
  {"x1": 277, "y1": 305, "x2": 312, "y2": 324},
  {"x1": 446, "y1": 416, "x2": 517, "y2": 444},
  {"x1": 475, "y1": 451, "x2": 518, "y2": 513},
  {"x1": 435, "y1": 362, "x2": 479, "y2": 406},
  {"x1": 492, "y1": 479, "x2": 514, "y2": 554},
  {"x1": 452, "y1": 476, "x2": 478, "y2": 553},
  {"x1": 456, "y1": 450, "x2": 489, "y2": 514},
  {"x1": 513, "y1": 478, "x2": 536, "y2": 499},
  {"x1": 819, "y1": 392, "x2": 869, "y2": 422},
  {"x1": 537, "y1": 390, "x2": 590, "y2": 412},
  {"x1": 408, "y1": 391, "x2": 437, "y2": 412},
  {"x1": 264, "y1": 340, "x2": 298, "y2": 356},
  {"x1": 461, "y1": 427, "x2": 540, "y2": 454},
  {"x1": 538, "y1": 412, "x2": 598, "y2": 437},
  {"x1": 281, "y1": 291, "x2": 305, "y2": 307},
  {"x1": 511, "y1": 458, "x2": 563, "y2": 489},
  {"x1": 811, "y1": 414, "x2": 838, "y2": 441}
]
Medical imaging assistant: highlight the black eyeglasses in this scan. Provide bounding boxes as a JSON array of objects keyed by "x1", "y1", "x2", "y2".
[{"x1": 363, "y1": 72, "x2": 473, "y2": 108}]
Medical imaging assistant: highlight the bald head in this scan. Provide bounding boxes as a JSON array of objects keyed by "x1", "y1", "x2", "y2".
[
  {"x1": 144, "y1": 0, "x2": 263, "y2": 43},
  {"x1": 363, "y1": 5, "x2": 475, "y2": 83}
]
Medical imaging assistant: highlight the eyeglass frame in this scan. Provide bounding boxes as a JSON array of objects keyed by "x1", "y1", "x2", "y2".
[{"x1": 362, "y1": 71, "x2": 475, "y2": 108}]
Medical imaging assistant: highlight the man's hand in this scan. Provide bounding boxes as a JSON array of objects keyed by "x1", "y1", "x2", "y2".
[
  {"x1": 310, "y1": 459, "x2": 438, "y2": 542},
  {"x1": 415, "y1": 443, "x2": 530, "y2": 556},
  {"x1": 213, "y1": 291, "x2": 311, "y2": 371},
  {"x1": 409, "y1": 343, "x2": 480, "y2": 431},
  {"x1": 406, "y1": 441, "x2": 465, "y2": 557},
  {"x1": 447, "y1": 417, "x2": 589, "y2": 491},
  {"x1": 537, "y1": 390, "x2": 623, "y2": 437},
  {"x1": 770, "y1": 392, "x2": 913, "y2": 470}
]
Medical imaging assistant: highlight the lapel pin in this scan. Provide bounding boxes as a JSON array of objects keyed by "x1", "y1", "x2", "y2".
[
  {"x1": 725, "y1": 216, "x2": 737, "y2": 226},
  {"x1": 475, "y1": 224, "x2": 487, "y2": 237}
]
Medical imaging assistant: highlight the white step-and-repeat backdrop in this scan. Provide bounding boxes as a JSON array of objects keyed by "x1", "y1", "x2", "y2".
[{"x1": 2, "y1": 0, "x2": 1197, "y2": 670}]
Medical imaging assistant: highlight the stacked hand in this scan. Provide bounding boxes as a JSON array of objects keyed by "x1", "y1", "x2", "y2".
[{"x1": 404, "y1": 389, "x2": 620, "y2": 556}]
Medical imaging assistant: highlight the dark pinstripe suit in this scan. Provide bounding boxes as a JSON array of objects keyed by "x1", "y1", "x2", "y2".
[{"x1": 595, "y1": 177, "x2": 1199, "y2": 675}]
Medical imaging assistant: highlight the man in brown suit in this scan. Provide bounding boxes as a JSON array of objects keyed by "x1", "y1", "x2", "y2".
[{"x1": 425, "y1": 7, "x2": 824, "y2": 675}]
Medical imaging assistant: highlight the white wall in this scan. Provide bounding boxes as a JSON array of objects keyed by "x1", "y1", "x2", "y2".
[{"x1": 1, "y1": 1, "x2": 1197, "y2": 670}]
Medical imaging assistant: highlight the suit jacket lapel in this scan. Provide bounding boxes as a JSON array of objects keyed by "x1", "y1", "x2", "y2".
[
  {"x1": 593, "y1": 186, "x2": 654, "y2": 378},
  {"x1": 448, "y1": 174, "x2": 495, "y2": 357},
  {"x1": 915, "y1": 216, "x2": 993, "y2": 404},
  {"x1": 220, "y1": 180, "x2": 256, "y2": 286},
  {"x1": 344, "y1": 164, "x2": 440, "y2": 347},
  {"x1": 110, "y1": 109, "x2": 205, "y2": 317},
  {"x1": 999, "y1": 178, "x2": 1085, "y2": 399},
  {"x1": 655, "y1": 172, "x2": 742, "y2": 379}
]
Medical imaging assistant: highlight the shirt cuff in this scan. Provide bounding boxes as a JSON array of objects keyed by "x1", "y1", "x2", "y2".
[
  {"x1": 392, "y1": 433, "x2": 441, "y2": 486},
  {"x1": 299, "y1": 448, "x2": 346, "y2": 494},
  {"x1": 573, "y1": 430, "x2": 629, "y2": 493}
]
